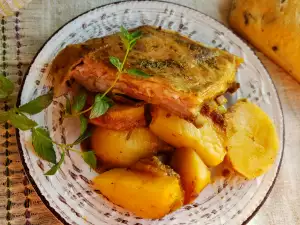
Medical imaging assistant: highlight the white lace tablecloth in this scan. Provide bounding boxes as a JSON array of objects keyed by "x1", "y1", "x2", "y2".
[{"x1": 0, "y1": 0, "x2": 299, "y2": 224}]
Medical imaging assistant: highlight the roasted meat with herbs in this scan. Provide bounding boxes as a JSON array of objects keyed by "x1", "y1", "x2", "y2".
[{"x1": 52, "y1": 26, "x2": 243, "y2": 118}]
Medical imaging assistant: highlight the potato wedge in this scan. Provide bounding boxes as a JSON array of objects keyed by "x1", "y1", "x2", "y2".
[
  {"x1": 91, "y1": 127, "x2": 164, "y2": 167},
  {"x1": 150, "y1": 107, "x2": 226, "y2": 167},
  {"x1": 89, "y1": 104, "x2": 146, "y2": 130},
  {"x1": 225, "y1": 100, "x2": 279, "y2": 179},
  {"x1": 171, "y1": 148, "x2": 211, "y2": 204},
  {"x1": 93, "y1": 168, "x2": 183, "y2": 219}
]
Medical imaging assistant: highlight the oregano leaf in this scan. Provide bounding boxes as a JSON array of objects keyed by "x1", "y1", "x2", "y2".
[
  {"x1": 9, "y1": 110, "x2": 38, "y2": 131},
  {"x1": 127, "y1": 69, "x2": 151, "y2": 78},
  {"x1": 130, "y1": 31, "x2": 142, "y2": 40},
  {"x1": 120, "y1": 26, "x2": 130, "y2": 40},
  {"x1": 79, "y1": 115, "x2": 88, "y2": 135},
  {"x1": 44, "y1": 152, "x2": 65, "y2": 176},
  {"x1": 109, "y1": 56, "x2": 122, "y2": 71},
  {"x1": 89, "y1": 95, "x2": 113, "y2": 119},
  {"x1": 32, "y1": 127, "x2": 56, "y2": 164},
  {"x1": 72, "y1": 89, "x2": 87, "y2": 113},
  {"x1": 82, "y1": 151, "x2": 97, "y2": 169},
  {"x1": 19, "y1": 92, "x2": 53, "y2": 115},
  {"x1": 129, "y1": 40, "x2": 137, "y2": 50}
]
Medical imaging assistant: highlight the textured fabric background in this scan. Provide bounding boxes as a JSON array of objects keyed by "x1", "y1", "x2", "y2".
[{"x1": 0, "y1": 0, "x2": 299, "y2": 224}]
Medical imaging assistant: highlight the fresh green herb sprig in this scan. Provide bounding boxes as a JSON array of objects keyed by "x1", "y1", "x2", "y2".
[
  {"x1": 32, "y1": 127, "x2": 96, "y2": 175},
  {"x1": 65, "y1": 26, "x2": 151, "y2": 120},
  {"x1": 0, "y1": 74, "x2": 96, "y2": 175},
  {"x1": 109, "y1": 26, "x2": 151, "y2": 77}
]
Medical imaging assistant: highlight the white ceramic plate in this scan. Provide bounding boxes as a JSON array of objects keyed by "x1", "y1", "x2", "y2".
[{"x1": 16, "y1": 1, "x2": 284, "y2": 225}]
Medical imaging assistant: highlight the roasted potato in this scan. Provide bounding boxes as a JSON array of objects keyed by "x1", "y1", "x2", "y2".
[
  {"x1": 91, "y1": 127, "x2": 165, "y2": 167},
  {"x1": 150, "y1": 107, "x2": 226, "y2": 167},
  {"x1": 225, "y1": 100, "x2": 279, "y2": 179},
  {"x1": 171, "y1": 148, "x2": 211, "y2": 204},
  {"x1": 131, "y1": 156, "x2": 178, "y2": 177},
  {"x1": 89, "y1": 104, "x2": 146, "y2": 130},
  {"x1": 93, "y1": 168, "x2": 183, "y2": 219}
]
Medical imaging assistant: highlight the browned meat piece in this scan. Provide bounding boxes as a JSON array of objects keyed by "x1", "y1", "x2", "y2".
[
  {"x1": 54, "y1": 26, "x2": 243, "y2": 118},
  {"x1": 50, "y1": 39, "x2": 106, "y2": 96}
]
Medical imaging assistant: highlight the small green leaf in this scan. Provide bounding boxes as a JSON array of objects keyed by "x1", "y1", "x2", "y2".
[
  {"x1": 32, "y1": 127, "x2": 56, "y2": 164},
  {"x1": 127, "y1": 69, "x2": 151, "y2": 78},
  {"x1": 72, "y1": 89, "x2": 87, "y2": 113},
  {"x1": 79, "y1": 115, "x2": 88, "y2": 135},
  {"x1": 119, "y1": 26, "x2": 131, "y2": 49},
  {"x1": 72, "y1": 130, "x2": 92, "y2": 146},
  {"x1": 44, "y1": 152, "x2": 65, "y2": 176},
  {"x1": 82, "y1": 151, "x2": 97, "y2": 169},
  {"x1": 0, "y1": 111, "x2": 9, "y2": 123},
  {"x1": 129, "y1": 40, "x2": 137, "y2": 50},
  {"x1": 130, "y1": 30, "x2": 142, "y2": 40},
  {"x1": 19, "y1": 92, "x2": 53, "y2": 115},
  {"x1": 120, "y1": 26, "x2": 130, "y2": 40},
  {"x1": 0, "y1": 75, "x2": 14, "y2": 99},
  {"x1": 109, "y1": 56, "x2": 122, "y2": 71},
  {"x1": 120, "y1": 36, "x2": 129, "y2": 49},
  {"x1": 9, "y1": 110, "x2": 38, "y2": 130},
  {"x1": 65, "y1": 95, "x2": 72, "y2": 115},
  {"x1": 89, "y1": 95, "x2": 113, "y2": 119}
]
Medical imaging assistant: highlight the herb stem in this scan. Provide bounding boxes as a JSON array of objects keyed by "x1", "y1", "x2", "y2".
[
  {"x1": 100, "y1": 72, "x2": 121, "y2": 99},
  {"x1": 67, "y1": 147, "x2": 82, "y2": 154},
  {"x1": 66, "y1": 105, "x2": 93, "y2": 118},
  {"x1": 55, "y1": 142, "x2": 81, "y2": 154},
  {"x1": 57, "y1": 143, "x2": 66, "y2": 149},
  {"x1": 120, "y1": 47, "x2": 130, "y2": 72},
  {"x1": 64, "y1": 104, "x2": 92, "y2": 118},
  {"x1": 96, "y1": 45, "x2": 129, "y2": 101}
]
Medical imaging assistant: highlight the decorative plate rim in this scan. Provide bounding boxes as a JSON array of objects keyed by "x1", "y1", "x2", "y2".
[{"x1": 15, "y1": 1, "x2": 285, "y2": 225}]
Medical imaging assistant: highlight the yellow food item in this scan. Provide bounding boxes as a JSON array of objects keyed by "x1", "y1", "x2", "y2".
[
  {"x1": 91, "y1": 127, "x2": 163, "y2": 167},
  {"x1": 229, "y1": 0, "x2": 300, "y2": 82},
  {"x1": 89, "y1": 104, "x2": 146, "y2": 130},
  {"x1": 93, "y1": 168, "x2": 184, "y2": 219},
  {"x1": 150, "y1": 107, "x2": 226, "y2": 167},
  {"x1": 225, "y1": 100, "x2": 279, "y2": 179},
  {"x1": 171, "y1": 148, "x2": 211, "y2": 204}
]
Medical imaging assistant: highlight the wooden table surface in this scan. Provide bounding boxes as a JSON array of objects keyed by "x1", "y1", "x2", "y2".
[{"x1": 0, "y1": 0, "x2": 299, "y2": 224}]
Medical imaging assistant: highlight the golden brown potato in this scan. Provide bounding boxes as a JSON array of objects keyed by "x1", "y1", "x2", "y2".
[
  {"x1": 150, "y1": 107, "x2": 226, "y2": 167},
  {"x1": 91, "y1": 127, "x2": 164, "y2": 167},
  {"x1": 131, "y1": 156, "x2": 178, "y2": 178},
  {"x1": 171, "y1": 148, "x2": 211, "y2": 204},
  {"x1": 89, "y1": 104, "x2": 146, "y2": 130},
  {"x1": 225, "y1": 100, "x2": 279, "y2": 179},
  {"x1": 93, "y1": 168, "x2": 184, "y2": 219}
]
